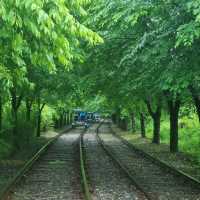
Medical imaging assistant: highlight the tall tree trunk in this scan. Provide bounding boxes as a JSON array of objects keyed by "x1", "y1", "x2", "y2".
[
  {"x1": 131, "y1": 112, "x2": 136, "y2": 132},
  {"x1": 12, "y1": 108, "x2": 18, "y2": 136},
  {"x1": 64, "y1": 112, "x2": 67, "y2": 125},
  {"x1": 152, "y1": 114, "x2": 161, "y2": 144},
  {"x1": 168, "y1": 99, "x2": 181, "y2": 153},
  {"x1": 12, "y1": 108, "x2": 19, "y2": 149},
  {"x1": 36, "y1": 97, "x2": 45, "y2": 137},
  {"x1": 112, "y1": 113, "x2": 117, "y2": 124},
  {"x1": 70, "y1": 112, "x2": 73, "y2": 124},
  {"x1": 59, "y1": 114, "x2": 62, "y2": 128},
  {"x1": 59, "y1": 112, "x2": 65, "y2": 128},
  {"x1": 117, "y1": 115, "x2": 121, "y2": 128},
  {"x1": 140, "y1": 113, "x2": 146, "y2": 138},
  {"x1": 54, "y1": 118, "x2": 59, "y2": 129},
  {"x1": 26, "y1": 98, "x2": 33, "y2": 122},
  {"x1": 11, "y1": 91, "x2": 17, "y2": 138},
  {"x1": 10, "y1": 87, "x2": 23, "y2": 149},
  {"x1": 68, "y1": 112, "x2": 71, "y2": 124},
  {"x1": 145, "y1": 100, "x2": 162, "y2": 144},
  {"x1": 189, "y1": 86, "x2": 200, "y2": 122},
  {"x1": 37, "y1": 112, "x2": 41, "y2": 137},
  {"x1": 116, "y1": 108, "x2": 121, "y2": 128},
  {"x1": 0, "y1": 96, "x2": 2, "y2": 132},
  {"x1": 121, "y1": 117, "x2": 128, "y2": 131},
  {"x1": 67, "y1": 111, "x2": 70, "y2": 125}
]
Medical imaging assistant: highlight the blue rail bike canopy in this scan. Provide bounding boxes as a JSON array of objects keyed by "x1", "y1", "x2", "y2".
[{"x1": 80, "y1": 112, "x2": 87, "y2": 121}]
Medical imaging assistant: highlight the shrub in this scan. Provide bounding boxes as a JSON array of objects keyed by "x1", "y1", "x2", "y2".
[{"x1": 0, "y1": 139, "x2": 12, "y2": 158}]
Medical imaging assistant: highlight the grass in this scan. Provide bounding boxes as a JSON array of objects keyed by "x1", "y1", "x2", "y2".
[
  {"x1": 0, "y1": 127, "x2": 57, "y2": 160},
  {"x1": 144, "y1": 113, "x2": 200, "y2": 163}
]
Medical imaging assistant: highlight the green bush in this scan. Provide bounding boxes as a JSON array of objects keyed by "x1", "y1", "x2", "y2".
[
  {"x1": 144, "y1": 112, "x2": 200, "y2": 162},
  {"x1": 0, "y1": 139, "x2": 13, "y2": 158},
  {"x1": 41, "y1": 106, "x2": 56, "y2": 131},
  {"x1": 17, "y1": 120, "x2": 36, "y2": 148},
  {"x1": 179, "y1": 115, "x2": 200, "y2": 158}
]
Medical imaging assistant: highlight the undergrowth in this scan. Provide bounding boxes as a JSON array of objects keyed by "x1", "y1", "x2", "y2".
[{"x1": 145, "y1": 113, "x2": 200, "y2": 163}]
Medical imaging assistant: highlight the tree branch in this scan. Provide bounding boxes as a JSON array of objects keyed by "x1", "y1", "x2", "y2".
[
  {"x1": 40, "y1": 103, "x2": 46, "y2": 112},
  {"x1": 145, "y1": 100, "x2": 154, "y2": 117}
]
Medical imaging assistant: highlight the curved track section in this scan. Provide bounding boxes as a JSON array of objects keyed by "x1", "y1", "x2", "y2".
[
  {"x1": 83, "y1": 125, "x2": 147, "y2": 200},
  {"x1": 7, "y1": 128, "x2": 84, "y2": 200},
  {"x1": 98, "y1": 123, "x2": 200, "y2": 200}
]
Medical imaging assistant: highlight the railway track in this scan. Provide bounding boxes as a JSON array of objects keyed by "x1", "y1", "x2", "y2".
[
  {"x1": 1, "y1": 127, "x2": 86, "y2": 200},
  {"x1": 83, "y1": 125, "x2": 147, "y2": 200},
  {"x1": 97, "y1": 122, "x2": 200, "y2": 200},
  {"x1": 2, "y1": 122, "x2": 199, "y2": 200}
]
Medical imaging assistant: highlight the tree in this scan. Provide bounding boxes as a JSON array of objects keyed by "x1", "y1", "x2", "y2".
[
  {"x1": 0, "y1": 66, "x2": 11, "y2": 132},
  {"x1": 85, "y1": 0, "x2": 198, "y2": 152},
  {"x1": 0, "y1": 0, "x2": 102, "y2": 148}
]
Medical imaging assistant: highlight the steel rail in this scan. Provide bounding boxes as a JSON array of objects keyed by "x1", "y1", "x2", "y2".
[
  {"x1": 96, "y1": 125, "x2": 151, "y2": 200},
  {"x1": 109, "y1": 124, "x2": 200, "y2": 190},
  {"x1": 79, "y1": 131, "x2": 92, "y2": 200},
  {"x1": 0, "y1": 126, "x2": 72, "y2": 200}
]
